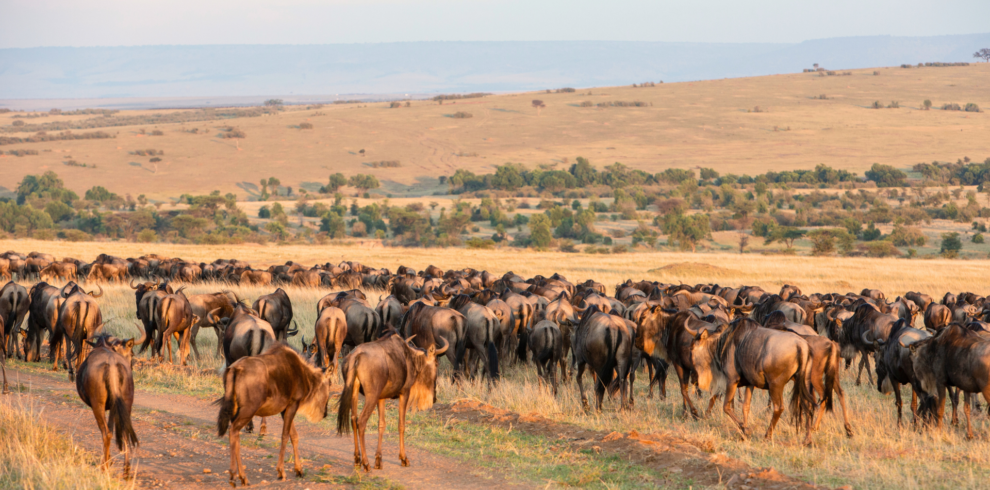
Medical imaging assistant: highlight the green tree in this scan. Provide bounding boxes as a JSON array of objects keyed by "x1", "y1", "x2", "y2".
[
  {"x1": 258, "y1": 205, "x2": 271, "y2": 219},
  {"x1": 265, "y1": 221, "x2": 289, "y2": 240},
  {"x1": 661, "y1": 212, "x2": 711, "y2": 252},
  {"x1": 326, "y1": 173, "x2": 347, "y2": 193},
  {"x1": 528, "y1": 213, "x2": 552, "y2": 249},
  {"x1": 569, "y1": 157, "x2": 598, "y2": 187},
  {"x1": 320, "y1": 212, "x2": 347, "y2": 238},
  {"x1": 973, "y1": 233, "x2": 985, "y2": 244},
  {"x1": 764, "y1": 226, "x2": 806, "y2": 249},
  {"x1": 267, "y1": 177, "x2": 281, "y2": 196},
  {"x1": 940, "y1": 232, "x2": 963, "y2": 257},
  {"x1": 348, "y1": 174, "x2": 380, "y2": 191},
  {"x1": 491, "y1": 164, "x2": 526, "y2": 191},
  {"x1": 808, "y1": 229, "x2": 837, "y2": 256},
  {"x1": 865, "y1": 163, "x2": 907, "y2": 187},
  {"x1": 699, "y1": 168, "x2": 719, "y2": 181}
]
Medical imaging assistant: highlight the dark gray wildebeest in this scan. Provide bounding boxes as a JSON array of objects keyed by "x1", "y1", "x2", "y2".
[
  {"x1": 0, "y1": 316, "x2": 8, "y2": 394},
  {"x1": 130, "y1": 280, "x2": 170, "y2": 355},
  {"x1": 216, "y1": 343, "x2": 334, "y2": 486},
  {"x1": 375, "y1": 295, "x2": 404, "y2": 331},
  {"x1": 253, "y1": 288, "x2": 296, "y2": 341},
  {"x1": 319, "y1": 291, "x2": 380, "y2": 348},
  {"x1": 904, "y1": 291, "x2": 933, "y2": 313},
  {"x1": 0, "y1": 281, "x2": 30, "y2": 359},
  {"x1": 400, "y1": 301, "x2": 467, "y2": 377},
  {"x1": 910, "y1": 324, "x2": 990, "y2": 439},
  {"x1": 839, "y1": 303, "x2": 898, "y2": 386},
  {"x1": 337, "y1": 334, "x2": 447, "y2": 472},
  {"x1": 448, "y1": 294, "x2": 500, "y2": 381},
  {"x1": 637, "y1": 308, "x2": 713, "y2": 418},
  {"x1": 529, "y1": 320, "x2": 563, "y2": 396},
  {"x1": 572, "y1": 305, "x2": 632, "y2": 412},
  {"x1": 52, "y1": 284, "x2": 104, "y2": 381},
  {"x1": 76, "y1": 334, "x2": 140, "y2": 477},
  {"x1": 25, "y1": 282, "x2": 63, "y2": 362},
  {"x1": 691, "y1": 318, "x2": 817, "y2": 444},
  {"x1": 873, "y1": 319, "x2": 931, "y2": 427},
  {"x1": 544, "y1": 292, "x2": 578, "y2": 380}
]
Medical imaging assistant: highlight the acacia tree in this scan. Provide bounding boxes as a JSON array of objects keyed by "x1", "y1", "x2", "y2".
[
  {"x1": 532, "y1": 100, "x2": 546, "y2": 116},
  {"x1": 974, "y1": 49, "x2": 990, "y2": 62},
  {"x1": 267, "y1": 177, "x2": 281, "y2": 196}
]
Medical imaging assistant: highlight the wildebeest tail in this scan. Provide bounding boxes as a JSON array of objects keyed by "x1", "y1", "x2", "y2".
[
  {"x1": 486, "y1": 318, "x2": 499, "y2": 380},
  {"x1": 336, "y1": 359, "x2": 359, "y2": 434},
  {"x1": 789, "y1": 343, "x2": 816, "y2": 423},
  {"x1": 154, "y1": 297, "x2": 172, "y2": 354},
  {"x1": 515, "y1": 327, "x2": 528, "y2": 364},
  {"x1": 105, "y1": 364, "x2": 138, "y2": 450},
  {"x1": 535, "y1": 328, "x2": 554, "y2": 364},
  {"x1": 822, "y1": 342, "x2": 839, "y2": 412},
  {"x1": 215, "y1": 366, "x2": 238, "y2": 437},
  {"x1": 603, "y1": 328, "x2": 621, "y2": 397}
]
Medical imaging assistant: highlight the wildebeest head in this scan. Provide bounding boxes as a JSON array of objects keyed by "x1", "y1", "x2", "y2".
[{"x1": 403, "y1": 334, "x2": 448, "y2": 412}]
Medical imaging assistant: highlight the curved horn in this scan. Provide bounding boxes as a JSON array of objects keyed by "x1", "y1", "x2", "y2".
[
  {"x1": 434, "y1": 335, "x2": 449, "y2": 356},
  {"x1": 206, "y1": 307, "x2": 222, "y2": 325},
  {"x1": 861, "y1": 330, "x2": 873, "y2": 346},
  {"x1": 129, "y1": 279, "x2": 138, "y2": 289},
  {"x1": 132, "y1": 322, "x2": 148, "y2": 347},
  {"x1": 90, "y1": 284, "x2": 104, "y2": 298}
]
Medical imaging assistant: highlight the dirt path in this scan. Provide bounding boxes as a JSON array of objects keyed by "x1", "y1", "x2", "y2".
[{"x1": 2, "y1": 368, "x2": 524, "y2": 489}]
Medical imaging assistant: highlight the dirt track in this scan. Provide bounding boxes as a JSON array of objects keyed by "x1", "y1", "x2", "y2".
[{"x1": 1, "y1": 368, "x2": 523, "y2": 489}]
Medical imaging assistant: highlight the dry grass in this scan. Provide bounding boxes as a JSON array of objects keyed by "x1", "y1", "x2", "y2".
[
  {"x1": 1, "y1": 64, "x2": 987, "y2": 200},
  {"x1": 0, "y1": 399, "x2": 134, "y2": 490},
  {"x1": 6, "y1": 238, "x2": 990, "y2": 488}
]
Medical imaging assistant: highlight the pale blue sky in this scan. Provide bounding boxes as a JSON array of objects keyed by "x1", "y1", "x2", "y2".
[{"x1": 1, "y1": 0, "x2": 987, "y2": 48}]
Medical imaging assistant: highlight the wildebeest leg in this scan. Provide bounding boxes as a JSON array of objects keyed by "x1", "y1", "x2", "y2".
[
  {"x1": 276, "y1": 403, "x2": 299, "y2": 479},
  {"x1": 627, "y1": 360, "x2": 636, "y2": 408},
  {"x1": 740, "y1": 387, "x2": 753, "y2": 428},
  {"x1": 935, "y1": 387, "x2": 947, "y2": 429},
  {"x1": 722, "y1": 379, "x2": 747, "y2": 438},
  {"x1": 215, "y1": 326, "x2": 224, "y2": 358},
  {"x1": 178, "y1": 328, "x2": 192, "y2": 366},
  {"x1": 189, "y1": 324, "x2": 201, "y2": 361},
  {"x1": 289, "y1": 423, "x2": 303, "y2": 477},
  {"x1": 963, "y1": 393, "x2": 974, "y2": 440},
  {"x1": 832, "y1": 381, "x2": 853, "y2": 437},
  {"x1": 1, "y1": 348, "x2": 9, "y2": 394},
  {"x1": 87, "y1": 393, "x2": 112, "y2": 470},
  {"x1": 894, "y1": 383, "x2": 904, "y2": 426},
  {"x1": 765, "y1": 383, "x2": 785, "y2": 442},
  {"x1": 910, "y1": 388, "x2": 919, "y2": 428},
  {"x1": 229, "y1": 418, "x2": 250, "y2": 486},
  {"x1": 374, "y1": 399, "x2": 386, "y2": 469},
  {"x1": 675, "y1": 364, "x2": 700, "y2": 419},
  {"x1": 259, "y1": 417, "x2": 267, "y2": 437},
  {"x1": 398, "y1": 394, "x2": 410, "y2": 467},
  {"x1": 950, "y1": 387, "x2": 960, "y2": 426},
  {"x1": 354, "y1": 387, "x2": 380, "y2": 471},
  {"x1": 705, "y1": 393, "x2": 722, "y2": 417},
  {"x1": 576, "y1": 362, "x2": 589, "y2": 411},
  {"x1": 855, "y1": 353, "x2": 868, "y2": 386}
]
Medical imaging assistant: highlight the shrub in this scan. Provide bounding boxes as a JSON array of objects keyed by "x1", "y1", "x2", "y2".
[
  {"x1": 973, "y1": 233, "x2": 984, "y2": 244},
  {"x1": 149, "y1": 157, "x2": 161, "y2": 163},
  {"x1": 466, "y1": 237, "x2": 496, "y2": 249},
  {"x1": 62, "y1": 229, "x2": 91, "y2": 242},
  {"x1": 940, "y1": 232, "x2": 963, "y2": 257},
  {"x1": 258, "y1": 205, "x2": 271, "y2": 219},
  {"x1": 579, "y1": 101, "x2": 593, "y2": 107},
  {"x1": 865, "y1": 163, "x2": 907, "y2": 187},
  {"x1": 557, "y1": 87, "x2": 576, "y2": 93},
  {"x1": 887, "y1": 101, "x2": 899, "y2": 109},
  {"x1": 872, "y1": 101, "x2": 883, "y2": 109},
  {"x1": 12, "y1": 120, "x2": 24, "y2": 127},
  {"x1": 451, "y1": 112, "x2": 473, "y2": 119},
  {"x1": 389, "y1": 102, "x2": 402, "y2": 108},
  {"x1": 368, "y1": 161, "x2": 400, "y2": 168},
  {"x1": 942, "y1": 103, "x2": 962, "y2": 111},
  {"x1": 889, "y1": 225, "x2": 926, "y2": 246},
  {"x1": 137, "y1": 229, "x2": 158, "y2": 243},
  {"x1": 597, "y1": 101, "x2": 647, "y2": 108},
  {"x1": 299, "y1": 122, "x2": 313, "y2": 129},
  {"x1": 151, "y1": 130, "x2": 164, "y2": 136},
  {"x1": 220, "y1": 127, "x2": 245, "y2": 138},
  {"x1": 864, "y1": 240, "x2": 901, "y2": 257},
  {"x1": 965, "y1": 103, "x2": 981, "y2": 113},
  {"x1": 923, "y1": 100, "x2": 932, "y2": 110}
]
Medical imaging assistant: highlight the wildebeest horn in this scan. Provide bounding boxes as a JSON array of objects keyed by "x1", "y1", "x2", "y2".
[
  {"x1": 286, "y1": 320, "x2": 300, "y2": 337},
  {"x1": 861, "y1": 331, "x2": 873, "y2": 346},
  {"x1": 207, "y1": 307, "x2": 222, "y2": 325},
  {"x1": 129, "y1": 279, "x2": 138, "y2": 289},
  {"x1": 132, "y1": 322, "x2": 147, "y2": 346},
  {"x1": 89, "y1": 285, "x2": 104, "y2": 298},
  {"x1": 434, "y1": 336, "x2": 449, "y2": 356}
]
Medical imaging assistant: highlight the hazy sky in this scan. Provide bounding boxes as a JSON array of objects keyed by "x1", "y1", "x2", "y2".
[{"x1": 2, "y1": 0, "x2": 988, "y2": 48}]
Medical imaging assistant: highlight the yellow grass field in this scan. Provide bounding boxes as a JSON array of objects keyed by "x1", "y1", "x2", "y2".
[{"x1": 1, "y1": 64, "x2": 988, "y2": 201}]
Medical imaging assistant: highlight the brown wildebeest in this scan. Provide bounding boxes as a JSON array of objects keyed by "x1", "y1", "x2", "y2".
[
  {"x1": 154, "y1": 288, "x2": 199, "y2": 365},
  {"x1": 310, "y1": 305, "x2": 347, "y2": 378},
  {"x1": 320, "y1": 291, "x2": 379, "y2": 347},
  {"x1": 905, "y1": 291, "x2": 933, "y2": 313},
  {"x1": 187, "y1": 290, "x2": 237, "y2": 359},
  {"x1": 528, "y1": 320, "x2": 563, "y2": 396},
  {"x1": 910, "y1": 324, "x2": 990, "y2": 439},
  {"x1": 337, "y1": 334, "x2": 447, "y2": 471},
  {"x1": 485, "y1": 298, "x2": 515, "y2": 360},
  {"x1": 52, "y1": 284, "x2": 104, "y2": 380},
  {"x1": 216, "y1": 343, "x2": 334, "y2": 486},
  {"x1": 544, "y1": 292, "x2": 578, "y2": 379},
  {"x1": 0, "y1": 281, "x2": 30, "y2": 359},
  {"x1": 839, "y1": 303, "x2": 898, "y2": 385},
  {"x1": 253, "y1": 288, "x2": 295, "y2": 341},
  {"x1": 131, "y1": 280, "x2": 169, "y2": 356},
  {"x1": 637, "y1": 307, "x2": 714, "y2": 417},
  {"x1": 76, "y1": 334, "x2": 139, "y2": 476},
  {"x1": 924, "y1": 303, "x2": 952, "y2": 331},
  {"x1": 572, "y1": 305, "x2": 632, "y2": 412},
  {"x1": 240, "y1": 269, "x2": 272, "y2": 286},
  {"x1": 400, "y1": 302, "x2": 467, "y2": 376},
  {"x1": 691, "y1": 318, "x2": 818, "y2": 444},
  {"x1": 221, "y1": 303, "x2": 276, "y2": 369},
  {"x1": 874, "y1": 320, "x2": 931, "y2": 427},
  {"x1": 39, "y1": 261, "x2": 77, "y2": 281},
  {"x1": 25, "y1": 282, "x2": 62, "y2": 362}
]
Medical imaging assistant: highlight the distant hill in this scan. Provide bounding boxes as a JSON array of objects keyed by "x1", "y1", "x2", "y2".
[{"x1": 1, "y1": 34, "x2": 988, "y2": 107}]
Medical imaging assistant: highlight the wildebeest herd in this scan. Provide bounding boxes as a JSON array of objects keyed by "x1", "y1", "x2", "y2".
[{"x1": 1, "y1": 249, "x2": 989, "y2": 485}]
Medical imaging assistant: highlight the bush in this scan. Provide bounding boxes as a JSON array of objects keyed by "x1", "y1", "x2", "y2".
[
  {"x1": 579, "y1": 101, "x2": 594, "y2": 107},
  {"x1": 466, "y1": 237, "x2": 496, "y2": 249},
  {"x1": 451, "y1": 112, "x2": 473, "y2": 119},
  {"x1": 942, "y1": 103, "x2": 962, "y2": 111},
  {"x1": 137, "y1": 229, "x2": 158, "y2": 243},
  {"x1": 940, "y1": 232, "x2": 963, "y2": 257},
  {"x1": 965, "y1": 103, "x2": 981, "y2": 113},
  {"x1": 368, "y1": 161, "x2": 400, "y2": 168},
  {"x1": 389, "y1": 102, "x2": 402, "y2": 108},
  {"x1": 151, "y1": 130, "x2": 164, "y2": 136},
  {"x1": 258, "y1": 205, "x2": 271, "y2": 219},
  {"x1": 865, "y1": 163, "x2": 907, "y2": 187},
  {"x1": 12, "y1": 120, "x2": 24, "y2": 127},
  {"x1": 872, "y1": 101, "x2": 883, "y2": 109},
  {"x1": 973, "y1": 233, "x2": 985, "y2": 244},
  {"x1": 864, "y1": 240, "x2": 901, "y2": 257},
  {"x1": 299, "y1": 122, "x2": 313, "y2": 129},
  {"x1": 887, "y1": 101, "x2": 899, "y2": 109},
  {"x1": 62, "y1": 229, "x2": 91, "y2": 242}
]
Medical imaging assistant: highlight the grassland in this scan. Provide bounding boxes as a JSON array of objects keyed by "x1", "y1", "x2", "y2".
[
  {"x1": 4, "y1": 239, "x2": 990, "y2": 488},
  {"x1": 1, "y1": 64, "x2": 988, "y2": 201}
]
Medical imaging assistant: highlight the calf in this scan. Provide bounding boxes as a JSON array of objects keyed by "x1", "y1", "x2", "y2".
[{"x1": 76, "y1": 335, "x2": 139, "y2": 476}]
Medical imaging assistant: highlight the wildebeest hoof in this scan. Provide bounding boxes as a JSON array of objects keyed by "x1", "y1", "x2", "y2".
[
  {"x1": 294, "y1": 469, "x2": 304, "y2": 477},
  {"x1": 845, "y1": 426, "x2": 854, "y2": 438},
  {"x1": 400, "y1": 457, "x2": 409, "y2": 467},
  {"x1": 361, "y1": 463, "x2": 370, "y2": 472},
  {"x1": 277, "y1": 467, "x2": 285, "y2": 480},
  {"x1": 374, "y1": 454, "x2": 382, "y2": 469}
]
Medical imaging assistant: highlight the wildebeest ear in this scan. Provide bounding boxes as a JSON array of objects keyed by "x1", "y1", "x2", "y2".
[
  {"x1": 86, "y1": 339, "x2": 99, "y2": 347},
  {"x1": 696, "y1": 330, "x2": 708, "y2": 341},
  {"x1": 124, "y1": 339, "x2": 135, "y2": 350}
]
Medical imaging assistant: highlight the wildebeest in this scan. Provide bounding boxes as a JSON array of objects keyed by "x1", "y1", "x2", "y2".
[
  {"x1": 910, "y1": 324, "x2": 990, "y2": 439},
  {"x1": 337, "y1": 334, "x2": 447, "y2": 471},
  {"x1": 400, "y1": 302, "x2": 467, "y2": 376},
  {"x1": 154, "y1": 288, "x2": 199, "y2": 365},
  {"x1": 528, "y1": 320, "x2": 563, "y2": 395},
  {"x1": 572, "y1": 306, "x2": 632, "y2": 412},
  {"x1": 375, "y1": 295, "x2": 404, "y2": 331},
  {"x1": 221, "y1": 303, "x2": 277, "y2": 370},
  {"x1": 253, "y1": 288, "x2": 296, "y2": 341},
  {"x1": 839, "y1": 303, "x2": 898, "y2": 385},
  {"x1": 310, "y1": 305, "x2": 347, "y2": 378},
  {"x1": 25, "y1": 282, "x2": 62, "y2": 362},
  {"x1": 0, "y1": 281, "x2": 30, "y2": 359},
  {"x1": 448, "y1": 294, "x2": 500, "y2": 380},
  {"x1": 691, "y1": 318, "x2": 817, "y2": 444},
  {"x1": 320, "y1": 292, "x2": 380, "y2": 348},
  {"x1": 874, "y1": 320, "x2": 931, "y2": 426},
  {"x1": 187, "y1": 290, "x2": 238, "y2": 359},
  {"x1": 217, "y1": 343, "x2": 334, "y2": 486},
  {"x1": 76, "y1": 334, "x2": 139, "y2": 476},
  {"x1": 52, "y1": 284, "x2": 105, "y2": 380}
]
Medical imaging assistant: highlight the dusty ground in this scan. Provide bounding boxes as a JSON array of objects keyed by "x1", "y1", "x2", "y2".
[{"x1": 1, "y1": 63, "x2": 986, "y2": 200}]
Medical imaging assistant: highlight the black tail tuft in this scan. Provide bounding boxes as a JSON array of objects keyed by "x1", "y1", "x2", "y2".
[{"x1": 486, "y1": 341, "x2": 500, "y2": 380}]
